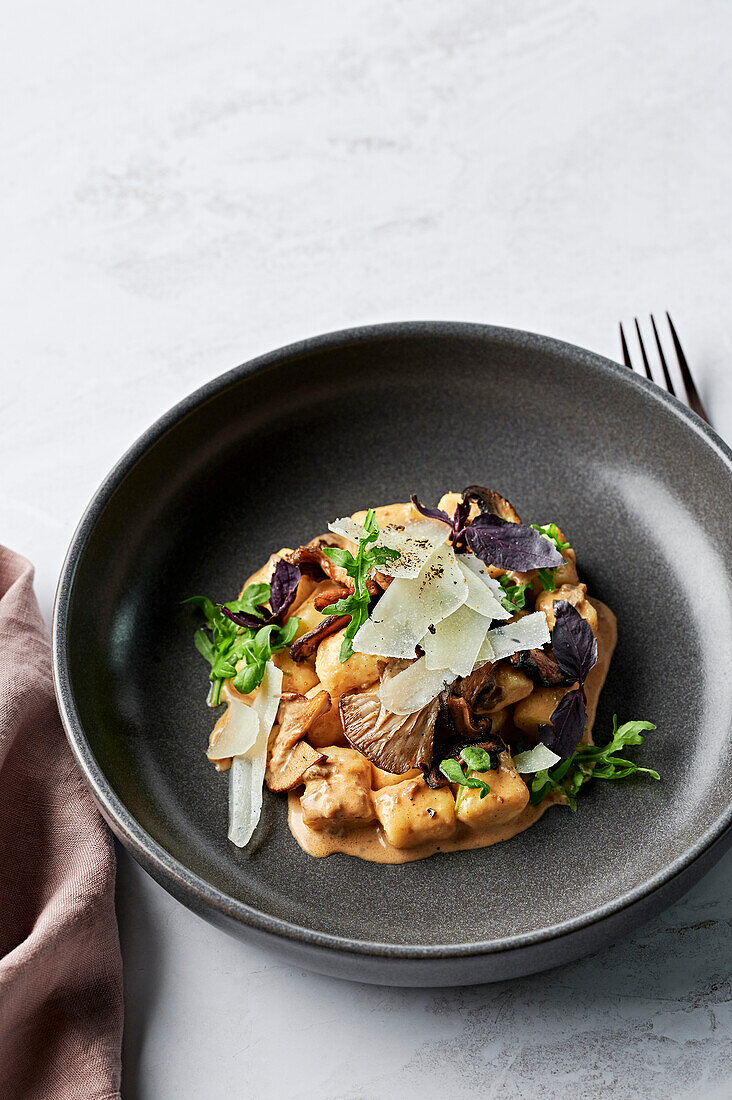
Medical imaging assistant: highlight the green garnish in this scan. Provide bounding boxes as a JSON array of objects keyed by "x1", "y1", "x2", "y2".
[
  {"x1": 531, "y1": 523, "x2": 570, "y2": 553},
  {"x1": 184, "y1": 586, "x2": 299, "y2": 705},
  {"x1": 498, "y1": 574, "x2": 532, "y2": 612},
  {"x1": 439, "y1": 745, "x2": 494, "y2": 809},
  {"x1": 531, "y1": 524, "x2": 570, "y2": 592},
  {"x1": 320, "y1": 509, "x2": 400, "y2": 662},
  {"x1": 528, "y1": 716, "x2": 659, "y2": 811}
]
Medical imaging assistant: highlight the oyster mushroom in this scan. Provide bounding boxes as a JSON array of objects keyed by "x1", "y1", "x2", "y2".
[
  {"x1": 290, "y1": 614, "x2": 351, "y2": 662},
  {"x1": 265, "y1": 690, "x2": 330, "y2": 792},
  {"x1": 339, "y1": 688, "x2": 441, "y2": 774}
]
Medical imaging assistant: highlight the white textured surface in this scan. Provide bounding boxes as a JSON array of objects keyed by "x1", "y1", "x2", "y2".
[{"x1": 2, "y1": 2, "x2": 732, "y2": 1097}]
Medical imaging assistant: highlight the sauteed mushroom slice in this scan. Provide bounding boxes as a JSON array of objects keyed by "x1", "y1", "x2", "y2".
[
  {"x1": 290, "y1": 614, "x2": 351, "y2": 662},
  {"x1": 339, "y1": 689, "x2": 441, "y2": 774},
  {"x1": 269, "y1": 741, "x2": 326, "y2": 792},
  {"x1": 289, "y1": 544, "x2": 350, "y2": 586},
  {"x1": 452, "y1": 663, "x2": 498, "y2": 716},
  {"x1": 510, "y1": 647, "x2": 569, "y2": 686},
  {"x1": 445, "y1": 695, "x2": 492, "y2": 739},
  {"x1": 313, "y1": 585, "x2": 351, "y2": 611},
  {"x1": 289, "y1": 541, "x2": 382, "y2": 596},
  {"x1": 266, "y1": 690, "x2": 330, "y2": 792},
  {"x1": 462, "y1": 485, "x2": 522, "y2": 524}
]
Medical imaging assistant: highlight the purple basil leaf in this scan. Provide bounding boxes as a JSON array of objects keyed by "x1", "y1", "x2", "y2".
[
  {"x1": 465, "y1": 513, "x2": 565, "y2": 571},
  {"x1": 543, "y1": 686, "x2": 587, "y2": 759},
  {"x1": 221, "y1": 606, "x2": 265, "y2": 630},
  {"x1": 452, "y1": 497, "x2": 470, "y2": 534},
  {"x1": 269, "y1": 559, "x2": 301, "y2": 621},
  {"x1": 411, "y1": 494, "x2": 452, "y2": 528},
  {"x1": 551, "y1": 600, "x2": 598, "y2": 683}
]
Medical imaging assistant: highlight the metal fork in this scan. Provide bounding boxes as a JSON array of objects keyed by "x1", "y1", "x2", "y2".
[{"x1": 619, "y1": 313, "x2": 710, "y2": 425}]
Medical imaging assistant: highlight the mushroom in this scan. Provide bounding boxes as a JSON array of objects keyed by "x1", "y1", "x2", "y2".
[
  {"x1": 451, "y1": 663, "x2": 499, "y2": 717},
  {"x1": 313, "y1": 585, "x2": 351, "y2": 611},
  {"x1": 425, "y1": 695, "x2": 504, "y2": 788},
  {"x1": 290, "y1": 614, "x2": 351, "y2": 662},
  {"x1": 462, "y1": 485, "x2": 522, "y2": 524},
  {"x1": 265, "y1": 690, "x2": 330, "y2": 792},
  {"x1": 445, "y1": 695, "x2": 492, "y2": 739},
  {"x1": 289, "y1": 543, "x2": 350, "y2": 586},
  {"x1": 268, "y1": 741, "x2": 325, "y2": 793},
  {"x1": 289, "y1": 541, "x2": 381, "y2": 596},
  {"x1": 339, "y1": 688, "x2": 441, "y2": 774},
  {"x1": 510, "y1": 647, "x2": 569, "y2": 687}
]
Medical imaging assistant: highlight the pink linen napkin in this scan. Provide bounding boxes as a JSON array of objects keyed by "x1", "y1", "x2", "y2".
[{"x1": 0, "y1": 547, "x2": 123, "y2": 1099}]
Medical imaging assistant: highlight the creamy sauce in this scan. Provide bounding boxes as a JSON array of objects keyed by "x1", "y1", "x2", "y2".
[
  {"x1": 287, "y1": 599, "x2": 617, "y2": 863},
  {"x1": 288, "y1": 789, "x2": 558, "y2": 864}
]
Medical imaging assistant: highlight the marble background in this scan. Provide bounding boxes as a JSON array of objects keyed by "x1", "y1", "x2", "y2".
[{"x1": 2, "y1": 1, "x2": 731, "y2": 1096}]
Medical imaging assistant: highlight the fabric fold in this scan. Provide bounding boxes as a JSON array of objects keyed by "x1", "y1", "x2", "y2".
[{"x1": 0, "y1": 546, "x2": 123, "y2": 1099}]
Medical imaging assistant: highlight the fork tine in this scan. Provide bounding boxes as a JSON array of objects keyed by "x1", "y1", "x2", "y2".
[
  {"x1": 619, "y1": 323, "x2": 633, "y2": 368},
  {"x1": 650, "y1": 315, "x2": 676, "y2": 397},
  {"x1": 666, "y1": 313, "x2": 709, "y2": 423},
  {"x1": 634, "y1": 318, "x2": 654, "y2": 381}
]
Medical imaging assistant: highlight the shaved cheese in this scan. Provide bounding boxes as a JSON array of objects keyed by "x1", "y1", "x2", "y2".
[
  {"x1": 353, "y1": 543, "x2": 468, "y2": 659},
  {"x1": 377, "y1": 519, "x2": 450, "y2": 578},
  {"x1": 512, "y1": 743, "x2": 561, "y2": 774},
  {"x1": 228, "y1": 662, "x2": 283, "y2": 848},
  {"x1": 206, "y1": 697, "x2": 260, "y2": 761},
  {"x1": 328, "y1": 516, "x2": 449, "y2": 579},
  {"x1": 328, "y1": 516, "x2": 363, "y2": 543},
  {"x1": 421, "y1": 603, "x2": 490, "y2": 678},
  {"x1": 478, "y1": 612, "x2": 551, "y2": 664},
  {"x1": 456, "y1": 557, "x2": 510, "y2": 620},
  {"x1": 378, "y1": 656, "x2": 454, "y2": 715},
  {"x1": 457, "y1": 554, "x2": 512, "y2": 620}
]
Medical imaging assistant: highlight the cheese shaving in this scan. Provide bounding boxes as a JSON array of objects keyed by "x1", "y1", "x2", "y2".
[
  {"x1": 456, "y1": 557, "x2": 511, "y2": 620},
  {"x1": 421, "y1": 602, "x2": 491, "y2": 678},
  {"x1": 353, "y1": 543, "x2": 468, "y2": 659},
  {"x1": 378, "y1": 657, "x2": 454, "y2": 715},
  {"x1": 478, "y1": 612, "x2": 551, "y2": 664},
  {"x1": 512, "y1": 743, "x2": 562, "y2": 774},
  {"x1": 228, "y1": 661, "x2": 283, "y2": 848},
  {"x1": 328, "y1": 515, "x2": 449, "y2": 578},
  {"x1": 206, "y1": 697, "x2": 260, "y2": 761}
]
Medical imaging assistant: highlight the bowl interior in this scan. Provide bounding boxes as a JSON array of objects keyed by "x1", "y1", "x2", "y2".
[{"x1": 59, "y1": 325, "x2": 732, "y2": 947}]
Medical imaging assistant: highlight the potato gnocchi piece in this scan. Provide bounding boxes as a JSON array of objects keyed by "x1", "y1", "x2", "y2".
[
  {"x1": 315, "y1": 630, "x2": 381, "y2": 698},
  {"x1": 300, "y1": 746, "x2": 376, "y2": 831},
  {"x1": 454, "y1": 757, "x2": 529, "y2": 827},
  {"x1": 513, "y1": 685, "x2": 569, "y2": 739},
  {"x1": 373, "y1": 778, "x2": 457, "y2": 849},
  {"x1": 535, "y1": 583, "x2": 598, "y2": 636}
]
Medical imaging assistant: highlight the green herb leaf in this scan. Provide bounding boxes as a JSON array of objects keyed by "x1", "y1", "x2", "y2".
[
  {"x1": 439, "y1": 746, "x2": 493, "y2": 808},
  {"x1": 537, "y1": 567, "x2": 558, "y2": 592},
  {"x1": 185, "y1": 581, "x2": 300, "y2": 702},
  {"x1": 320, "y1": 509, "x2": 400, "y2": 662},
  {"x1": 528, "y1": 715, "x2": 659, "y2": 809},
  {"x1": 530, "y1": 525, "x2": 570, "y2": 593},
  {"x1": 531, "y1": 523, "x2": 570, "y2": 552},
  {"x1": 460, "y1": 745, "x2": 494, "y2": 772},
  {"x1": 498, "y1": 574, "x2": 531, "y2": 612},
  {"x1": 439, "y1": 758, "x2": 467, "y2": 784}
]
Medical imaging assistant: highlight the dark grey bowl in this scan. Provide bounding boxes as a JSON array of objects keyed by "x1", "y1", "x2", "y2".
[{"x1": 53, "y1": 322, "x2": 732, "y2": 985}]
